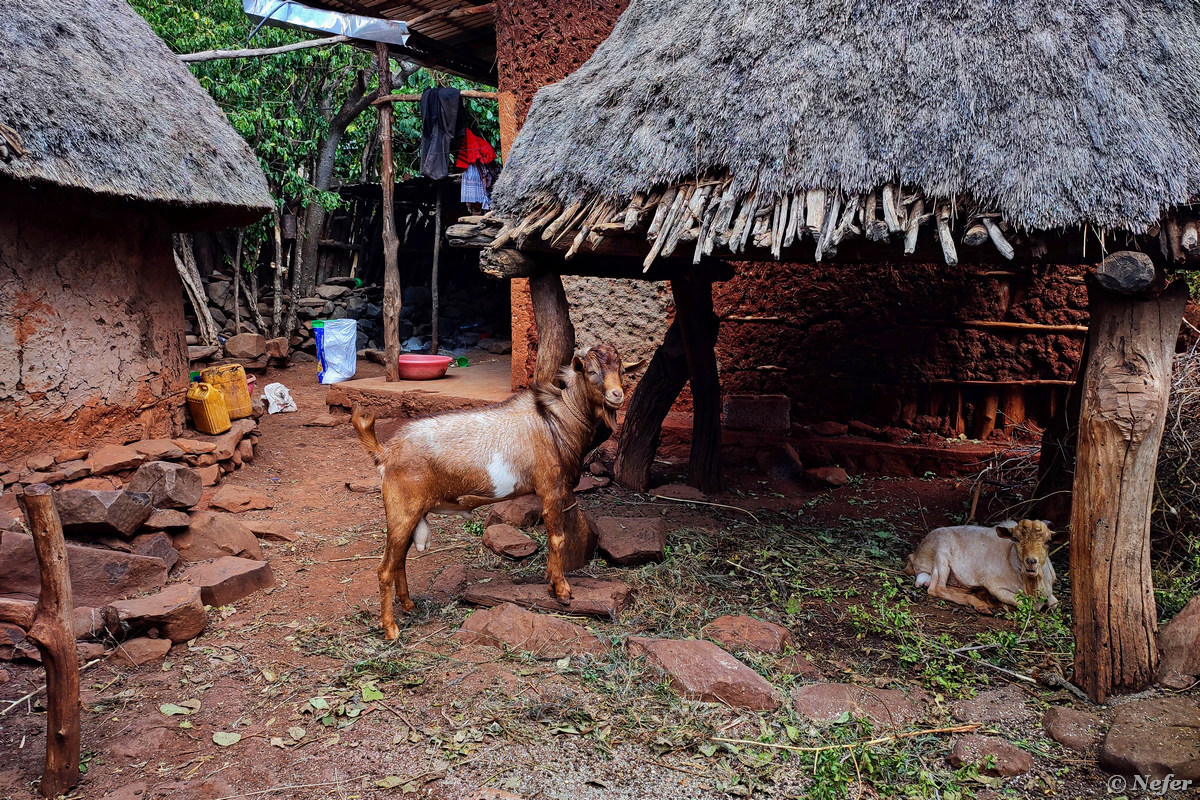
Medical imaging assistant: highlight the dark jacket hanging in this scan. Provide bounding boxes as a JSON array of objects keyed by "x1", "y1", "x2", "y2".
[{"x1": 419, "y1": 87, "x2": 465, "y2": 180}]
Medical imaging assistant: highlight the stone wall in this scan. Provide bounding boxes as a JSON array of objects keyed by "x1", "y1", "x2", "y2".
[{"x1": 0, "y1": 185, "x2": 188, "y2": 461}]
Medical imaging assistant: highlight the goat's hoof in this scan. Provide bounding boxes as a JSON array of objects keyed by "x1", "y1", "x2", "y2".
[
  {"x1": 382, "y1": 623, "x2": 401, "y2": 641},
  {"x1": 399, "y1": 599, "x2": 416, "y2": 613},
  {"x1": 552, "y1": 585, "x2": 573, "y2": 605}
]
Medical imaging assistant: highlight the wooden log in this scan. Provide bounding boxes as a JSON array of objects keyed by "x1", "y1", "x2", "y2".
[
  {"x1": 904, "y1": 199, "x2": 926, "y2": 255},
  {"x1": 814, "y1": 194, "x2": 841, "y2": 262},
  {"x1": 882, "y1": 184, "x2": 902, "y2": 233},
  {"x1": 0, "y1": 597, "x2": 36, "y2": 629},
  {"x1": 430, "y1": 185, "x2": 444, "y2": 355},
  {"x1": 542, "y1": 200, "x2": 582, "y2": 242},
  {"x1": 646, "y1": 188, "x2": 677, "y2": 240},
  {"x1": 671, "y1": 276, "x2": 722, "y2": 493},
  {"x1": 612, "y1": 319, "x2": 689, "y2": 492},
  {"x1": 805, "y1": 189, "x2": 826, "y2": 234},
  {"x1": 377, "y1": 43, "x2": 403, "y2": 382},
  {"x1": 976, "y1": 388, "x2": 1000, "y2": 439},
  {"x1": 528, "y1": 272, "x2": 576, "y2": 385},
  {"x1": 1070, "y1": 279, "x2": 1188, "y2": 702},
  {"x1": 1182, "y1": 221, "x2": 1200, "y2": 261},
  {"x1": 982, "y1": 218, "x2": 1015, "y2": 260},
  {"x1": 1000, "y1": 385, "x2": 1026, "y2": 430},
  {"x1": 962, "y1": 223, "x2": 989, "y2": 247},
  {"x1": 181, "y1": 34, "x2": 351, "y2": 63},
  {"x1": 15, "y1": 485, "x2": 80, "y2": 798},
  {"x1": 959, "y1": 320, "x2": 1089, "y2": 335},
  {"x1": 936, "y1": 203, "x2": 958, "y2": 266},
  {"x1": 1096, "y1": 250, "x2": 1158, "y2": 295},
  {"x1": 1166, "y1": 218, "x2": 1185, "y2": 263},
  {"x1": 372, "y1": 89, "x2": 498, "y2": 105}
]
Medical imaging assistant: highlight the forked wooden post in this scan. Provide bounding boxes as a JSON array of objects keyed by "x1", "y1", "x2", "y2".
[
  {"x1": 612, "y1": 318, "x2": 688, "y2": 491},
  {"x1": 671, "y1": 276, "x2": 722, "y2": 493},
  {"x1": 377, "y1": 42, "x2": 403, "y2": 382},
  {"x1": 14, "y1": 484, "x2": 80, "y2": 798},
  {"x1": 1070, "y1": 252, "x2": 1187, "y2": 702},
  {"x1": 528, "y1": 271, "x2": 576, "y2": 385}
]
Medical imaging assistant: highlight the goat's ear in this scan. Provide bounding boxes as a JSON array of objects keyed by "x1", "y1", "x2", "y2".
[
  {"x1": 572, "y1": 355, "x2": 585, "y2": 374},
  {"x1": 995, "y1": 525, "x2": 1015, "y2": 539}
]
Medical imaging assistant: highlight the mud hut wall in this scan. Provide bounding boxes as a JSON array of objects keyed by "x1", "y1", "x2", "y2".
[
  {"x1": 0, "y1": 187, "x2": 189, "y2": 462},
  {"x1": 494, "y1": 0, "x2": 1089, "y2": 430}
]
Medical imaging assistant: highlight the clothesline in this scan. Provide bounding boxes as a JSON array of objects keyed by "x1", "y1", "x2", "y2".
[{"x1": 373, "y1": 90, "x2": 498, "y2": 105}]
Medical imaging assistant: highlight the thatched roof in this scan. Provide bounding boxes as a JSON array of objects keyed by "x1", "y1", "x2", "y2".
[
  {"x1": 0, "y1": 0, "x2": 272, "y2": 228},
  {"x1": 487, "y1": 0, "x2": 1200, "y2": 266}
]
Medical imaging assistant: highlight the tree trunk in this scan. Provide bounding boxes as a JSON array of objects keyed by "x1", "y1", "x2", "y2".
[
  {"x1": 529, "y1": 272, "x2": 576, "y2": 385},
  {"x1": 612, "y1": 318, "x2": 689, "y2": 492},
  {"x1": 377, "y1": 44, "x2": 402, "y2": 381},
  {"x1": 1070, "y1": 277, "x2": 1188, "y2": 702},
  {"x1": 173, "y1": 234, "x2": 219, "y2": 346},
  {"x1": 232, "y1": 230, "x2": 244, "y2": 332},
  {"x1": 15, "y1": 485, "x2": 80, "y2": 799},
  {"x1": 245, "y1": 241, "x2": 269, "y2": 337},
  {"x1": 671, "y1": 276, "x2": 722, "y2": 493},
  {"x1": 270, "y1": 211, "x2": 285, "y2": 338}
]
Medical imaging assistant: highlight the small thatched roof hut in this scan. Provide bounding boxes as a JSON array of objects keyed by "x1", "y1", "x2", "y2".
[
  {"x1": 484, "y1": 0, "x2": 1200, "y2": 267},
  {"x1": 0, "y1": 0, "x2": 272, "y2": 227}
]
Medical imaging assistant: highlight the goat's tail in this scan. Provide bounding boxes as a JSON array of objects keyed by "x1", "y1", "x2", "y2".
[{"x1": 351, "y1": 405, "x2": 384, "y2": 463}]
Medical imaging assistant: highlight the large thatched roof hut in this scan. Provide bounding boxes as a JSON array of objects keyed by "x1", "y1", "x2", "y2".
[
  {"x1": 483, "y1": 0, "x2": 1200, "y2": 268},
  {"x1": 0, "y1": 0, "x2": 272, "y2": 460}
]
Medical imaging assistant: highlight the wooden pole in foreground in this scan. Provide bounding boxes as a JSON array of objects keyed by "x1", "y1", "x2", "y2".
[
  {"x1": 528, "y1": 271, "x2": 576, "y2": 385},
  {"x1": 377, "y1": 43, "x2": 402, "y2": 382},
  {"x1": 1070, "y1": 252, "x2": 1187, "y2": 702},
  {"x1": 431, "y1": 184, "x2": 444, "y2": 355},
  {"x1": 14, "y1": 484, "x2": 80, "y2": 798},
  {"x1": 671, "y1": 276, "x2": 722, "y2": 493}
]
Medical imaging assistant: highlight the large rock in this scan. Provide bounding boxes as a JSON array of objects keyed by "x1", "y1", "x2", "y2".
[
  {"x1": 182, "y1": 557, "x2": 275, "y2": 606},
  {"x1": 264, "y1": 337, "x2": 290, "y2": 359},
  {"x1": 482, "y1": 524, "x2": 538, "y2": 559},
  {"x1": 109, "y1": 636, "x2": 172, "y2": 667},
  {"x1": 130, "y1": 440, "x2": 185, "y2": 461},
  {"x1": 195, "y1": 419, "x2": 257, "y2": 462},
  {"x1": 453, "y1": 603, "x2": 606, "y2": 659},
  {"x1": 1042, "y1": 707, "x2": 1104, "y2": 752},
  {"x1": 722, "y1": 394, "x2": 791, "y2": 432},
  {"x1": 595, "y1": 517, "x2": 665, "y2": 565},
  {"x1": 462, "y1": 575, "x2": 632, "y2": 620},
  {"x1": 55, "y1": 489, "x2": 154, "y2": 538},
  {"x1": 127, "y1": 462, "x2": 203, "y2": 510},
  {"x1": 791, "y1": 683, "x2": 928, "y2": 726},
  {"x1": 224, "y1": 333, "x2": 267, "y2": 360},
  {"x1": 105, "y1": 584, "x2": 207, "y2": 643},
  {"x1": 948, "y1": 735, "x2": 1034, "y2": 777},
  {"x1": 1157, "y1": 597, "x2": 1200, "y2": 690},
  {"x1": 805, "y1": 466, "x2": 849, "y2": 487},
  {"x1": 144, "y1": 509, "x2": 192, "y2": 530},
  {"x1": 0, "y1": 531, "x2": 166, "y2": 607},
  {"x1": 951, "y1": 684, "x2": 1036, "y2": 728},
  {"x1": 87, "y1": 445, "x2": 147, "y2": 475},
  {"x1": 1100, "y1": 697, "x2": 1200, "y2": 780},
  {"x1": 208, "y1": 484, "x2": 273, "y2": 513},
  {"x1": 175, "y1": 512, "x2": 263, "y2": 562},
  {"x1": 128, "y1": 532, "x2": 180, "y2": 571},
  {"x1": 246, "y1": 521, "x2": 298, "y2": 543},
  {"x1": 703, "y1": 615, "x2": 794, "y2": 654},
  {"x1": 316, "y1": 284, "x2": 351, "y2": 300},
  {"x1": 484, "y1": 495, "x2": 543, "y2": 528},
  {"x1": 629, "y1": 637, "x2": 781, "y2": 710}
]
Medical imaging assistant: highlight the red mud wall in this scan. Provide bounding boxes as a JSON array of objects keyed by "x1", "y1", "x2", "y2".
[{"x1": 0, "y1": 185, "x2": 189, "y2": 462}]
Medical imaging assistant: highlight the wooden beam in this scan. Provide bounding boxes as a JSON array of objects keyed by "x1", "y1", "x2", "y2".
[
  {"x1": 15, "y1": 485, "x2": 80, "y2": 798},
  {"x1": 377, "y1": 43, "x2": 402, "y2": 382},
  {"x1": 180, "y1": 34, "x2": 351, "y2": 63},
  {"x1": 0, "y1": 597, "x2": 35, "y2": 629},
  {"x1": 1070, "y1": 279, "x2": 1188, "y2": 702},
  {"x1": 671, "y1": 275, "x2": 722, "y2": 493},
  {"x1": 373, "y1": 89, "x2": 498, "y2": 105}
]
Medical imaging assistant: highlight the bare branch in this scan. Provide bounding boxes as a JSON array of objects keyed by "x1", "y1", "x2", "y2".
[{"x1": 180, "y1": 34, "x2": 351, "y2": 63}]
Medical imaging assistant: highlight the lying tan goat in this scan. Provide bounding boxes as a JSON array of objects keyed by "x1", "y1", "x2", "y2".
[
  {"x1": 352, "y1": 344, "x2": 625, "y2": 640},
  {"x1": 905, "y1": 519, "x2": 1058, "y2": 613}
]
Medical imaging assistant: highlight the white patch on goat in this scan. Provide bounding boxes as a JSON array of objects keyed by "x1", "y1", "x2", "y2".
[
  {"x1": 915, "y1": 572, "x2": 931, "y2": 588},
  {"x1": 414, "y1": 516, "x2": 431, "y2": 551},
  {"x1": 485, "y1": 453, "x2": 518, "y2": 498}
]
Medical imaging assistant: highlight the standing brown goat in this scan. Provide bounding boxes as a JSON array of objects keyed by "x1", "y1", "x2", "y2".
[{"x1": 352, "y1": 344, "x2": 625, "y2": 640}]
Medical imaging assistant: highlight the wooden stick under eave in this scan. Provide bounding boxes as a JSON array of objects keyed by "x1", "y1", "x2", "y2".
[
  {"x1": 376, "y1": 42, "x2": 402, "y2": 382},
  {"x1": 15, "y1": 485, "x2": 80, "y2": 798},
  {"x1": 936, "y1": 203, "x2": 959, "y2": 266},
  {"x1": 981, "y1": 218, "x2": 1015, "y2": 260},
  {"x1": 904, "y1": 198, "x2": 926, "y2": 255}
]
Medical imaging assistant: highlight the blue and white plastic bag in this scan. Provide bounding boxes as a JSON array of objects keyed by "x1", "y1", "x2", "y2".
[{"x1": 314, "y1": 318, "x2": 357, "y2": 384}]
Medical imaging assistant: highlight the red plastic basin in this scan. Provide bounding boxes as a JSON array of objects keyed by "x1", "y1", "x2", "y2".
[{"x1": 397, "y1": 354, "x2": 453, "y2": 380}]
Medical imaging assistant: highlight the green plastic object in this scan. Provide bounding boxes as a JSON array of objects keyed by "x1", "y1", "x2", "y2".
[
  {"x1": 453, "y1": 357, "x2": 469, "y2": 368},
  {"x1": 354, "y1": 278, "x2": 363, "y2": 288}
]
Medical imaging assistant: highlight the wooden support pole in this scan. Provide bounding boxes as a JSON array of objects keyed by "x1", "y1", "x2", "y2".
[
  {"x1": 377, "y1": 43, "x2": 402, "y2": 382},
  {"x1": 431, "y1": 184, "x2": 444, "y2": 356},
  {"x1": 1070, "y1": 276, "x2": 1188, "y2": 703},
  {"x1": 14, "y1": 485, "x2": 80, "y2": 798},
  {"x1": 528, "y1": 272, "x2": 576, "y2": 385},
  {"x1": 976, "y1": 388, "x2": 1000, "y2": 439},
  {"x1": 612, "y1": 319, "x2": 689, "y2": 492},
  {"x1": 999, "y1": 385, "x2": 1025, "y2": 430},
  {"x1": 671, "y1": 275, "x2": 722, "y2": 493}
]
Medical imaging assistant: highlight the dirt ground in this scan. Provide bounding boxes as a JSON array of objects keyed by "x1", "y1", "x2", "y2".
[{"x1": 0, "y1": 358, "x2": 1190, "y2": 799}]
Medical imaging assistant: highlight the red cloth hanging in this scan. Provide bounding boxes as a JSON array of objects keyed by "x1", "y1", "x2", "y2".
[{"x1": 455, "y1": 128, "x2": 496, "y2": 168}]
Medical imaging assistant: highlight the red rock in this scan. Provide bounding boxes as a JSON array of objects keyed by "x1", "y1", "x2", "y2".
[
  {"x1": 61, "y1": 476, "x2": 116, "y2": 491},
  {"x1": 245, "y1": 521, "x2": 298, "y2": 542},
  {"x1": 482, "y1": 524, "x2": 538, "y2": 558},
  {"x1": 629, "y1": 637, "x2": 782, "y2": 710},
  {"x1": 128, "y1": 532, "x2": 180, "y2": 571},
  {"x1": 172, "y1": 439, "x2": 216, "y2": 456},
  {"x1": 56, "y1": 460, "x2": 91, "y2": 480},
  {"x1": 55, "y1": 449, "x2": 89, "y2": 464},
  {"x1": 703, "y1": 615, "x2": 794, "y2": 653},
  {"x1": 574, "y1": 474, "x2": 610, "y2": 493},
  {"x1": 54, "y1": 489, "x2": 154, "y2": 538},
  {"x1": 26, "y1": 454, "x2": 55, "y2": 472},
  {"x1": 0, "y1": 491, "x2": 21, "y2": 529},
  {"x1": 235, "y1": 439, "x2": 254, "y2": 464},
  {"x1": 182, "y1": 557, "x2": 275, "y2": 606},
  {"x1": 1042, "y1": 707, "x2": 1104, "y2": 753},
  {"x1": 948, "y1": 735, "x2": 1034, "y2": 777},
  {"x1": 463, "y1": 575, "x2": 632, "y2": 620},
  {"x1": 951, "y1": 684, "x2": 1036, "y2": 727},
  {"x1": 77, "y1": 641, "x2": 109, "y2": 662},
  {"x1": 812, "y1": 421, "x2": 849, "y2": 437},
  {"x1": 224, "y1": 333, "x2": 267, "y2": 360},
  {"x1": 777, "y1": 652, "x2": 822, "y2": 680},
  {"x1": 144, "y1": 509, "x2": 191, "y2": 530},
  {"x1": 484, "y1": 495, "x2": 543, "y2": 528},
  {"x1": 791, "y1": 683, "x2": 928, "y2": 725},
  {"x1": 1157, "y1": 596, "x2": 1200, "y2": 690},
  {"x1": 105, "y1": 584, "x2": 207, "y2": 643},
  {"x1": 0, "y1": 667, "x2": 8, "y2": 682},
  {"x1": 305, "y1": 413, "x2": 346, "y2": 427},
  {"x1": 805, "y1": 466, "x2": 849, "y2": 487},
  {"x1": 127, "y1": 462, "x2": 203, "y2": 510},
  {"x1": 848, "y1": 421, "x2": 882, "y2": 438},
  {"x1": 0, "y1": 530, "x2": 167, "y2": 607},
  {"x1": 264, "y1": 337, "x2": 289, "y2": 359},
  {"x1": 108, "y1": 636, "x2": 172, "y2": 667},
  {"x1": 651, "y1": 483, "x2": 706, "y2": 502},
  {"x1": 427, "y1": 564, "x2": 468, "y2": 601},
  {"x1": 175, "y1": 512, "x2": 263, "y2": 562},
  {"x1": 454, "y1": 603, "x2": 607, "y2": 658},
  {"x1": 0, "y1": 623, "x2": 38, "y2": 661},
  {"x1": 1100, "y1": 696, "x2": 1200, "y2": 780},
  {"x1": 595, "y1": 517, "x2": 665, "y2": 565},
  {"x1": 100, "y1": 782, "x2": 148, "y2": 800},
  {"x1": 130, "y1": 440, "x2": 185, "y2": 461},
  {"x1": 722, "y1": 394, "x2": 791, "y2": 432},
  {"x1": 25, "y1": 470, "x2": 66, "y2": 485},
  {"x1": 88, "y1": 445, "x2": 147, "y2": 475},
  {"x1": 192, "y1": 419, "x2": 257, "y2": 462},
  {"x1": 208, "y1": 484, "x2": 273, "y2": 513},
  {"x1": 755, "y1": 445, "x2": 804, "y2": 480},
  {"x1": 198, "y1": 465, "x2": 220, "y2": 486}
]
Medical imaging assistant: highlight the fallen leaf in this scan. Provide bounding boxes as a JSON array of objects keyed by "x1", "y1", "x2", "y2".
[
  {"x1": 212, "y1": 732, "x2": 242, "y2": 747},
  {"x1": 288, "y1": 726, "x2": 306, "y2": 741},
  {"x1": 376, "y1": 776, "x2": 404, "y2": 789},
  {"x1": 361, "y1": 683, "x2": 384, "y2": 701},
  {"x1": 270, "y1": 737, "x2": 286, "y2": 748}
]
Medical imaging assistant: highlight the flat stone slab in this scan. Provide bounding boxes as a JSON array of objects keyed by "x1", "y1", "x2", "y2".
[
  {"x1": 482, "y1": 524, "x2": 538, "y2": 559},
  {"x1": 144, "y1": 509, "x2": 192, "y2": 530},
  {"x1": 87, "y1": 445, "x2": 147, "y2": 475},
  {"x1": 109, "y1": 636, "x2": 172, "y2": 667},
  {"x1": 127, "y1": 462, "x2": 202, "y2": 510},
  {"x1": 208, "y1": 484, "x2": 273, "y2": 513},
  {"x1": 1042, "y1": 706, "x2": 1104, "y2": 753},
  {"x1": 462, "y1": 575, "x2": 632, "y2": 620},
  {"x1": 791, "y1": 683, "x2": 928, "y2": 726},
  {"x1": 484, "y1": 495, "x2": 542, "y2": 529},
  {"x1": 0, "y1": 530, "x2": 166, "y2": 607},
  {"x1": 628, "y1": 636, "x2": 782, "y2": 710},
  {"x1": 55, "y1": 489, "x2": 154, "y2": 538},
  {"x1": 454, "y1": 603, "x2": 607, "y2": 659},
  {"x1": 1158, "y1": 596, "x2": 1200, "y2": 690},
  {"x1": 948, "y1": 734, "x2": 1034, "y2": 777},
  {"x1": 1100, "y1": 696, "x2": 1200, "y2": 780},
  {"x1": 951, "y1": 684, "x2": 1036, "y2": 728},
  {"x1": 703, "y1": 615, "x2": 794, "y2": 654},
  {"x1": 182, "y1": 557, "x2": 275, "y2": 607},
  {"x1": 595, "y1": 517, "x2": 665, "y2": 565},
  {"x1": 176, "y1": 512, "x2": 263, "y2": 562},
  {"x1": 105, "y1": 584, "x2": 207, "y2": 643},
  {"x1": 245, "y1": 521, "x2": 298, "y2": 542}
]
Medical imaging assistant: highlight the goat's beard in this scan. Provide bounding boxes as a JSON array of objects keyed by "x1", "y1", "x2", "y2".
[{"x1": 601, "y1": 403, "x2": 619, "y2": 430}]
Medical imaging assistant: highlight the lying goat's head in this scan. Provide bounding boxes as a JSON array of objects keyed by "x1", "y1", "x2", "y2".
[
  {"x1": 997, "y1": 519, "x2": 1053, "y2": 579},
  {"x1": 572, "y1": 343, "x2": 625, "y2": 427}
]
